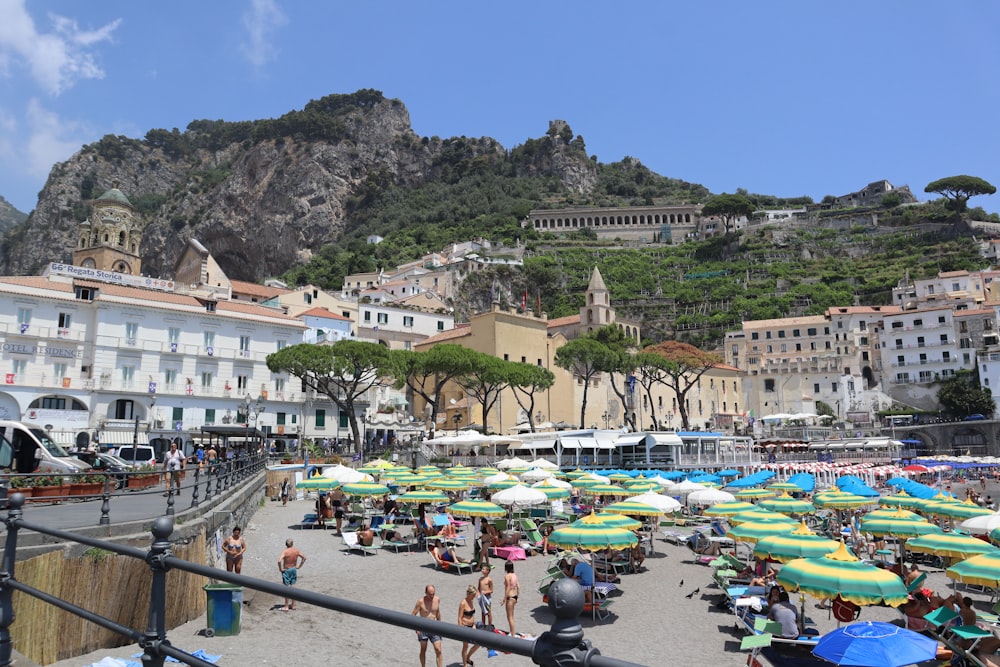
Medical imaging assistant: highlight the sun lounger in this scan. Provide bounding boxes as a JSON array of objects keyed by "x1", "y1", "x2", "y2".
[
  {"x1": 299, "y1": 513, "x2": 322, "y2": 529},
  {"x1": 341, "y1": 531, "x2": 378, "y2": 556},
  {"x1": 427, "y1": 546, "x2": 474, "y2": 574},
  {"x1": 737, "y1": 612, "x2": 819, "y2": 646},
  {"x1": 380, "y1": 536, "x2": 420, "y2": 553}
]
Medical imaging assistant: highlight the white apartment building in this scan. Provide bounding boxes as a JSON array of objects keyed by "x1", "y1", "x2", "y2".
[
  {"x1": 357, "y1": 302, "x2": 454, "y2": 350},
  {"x1": 892, "y1": 270, "x2": 987, "y2": 308}
]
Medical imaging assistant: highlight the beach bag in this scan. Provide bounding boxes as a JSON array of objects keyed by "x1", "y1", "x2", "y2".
[{"x1": 832, "y1": 597, "x2": 860, "y2": 623}]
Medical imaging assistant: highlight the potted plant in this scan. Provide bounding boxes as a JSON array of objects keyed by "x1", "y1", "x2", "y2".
[
  {"x1": 31, "y1": 475, "x2": 67, "y2": 499},
  {"x1": 6, "y1": 476, "x2": 33, "y2": 498},
  {"x1": 127, "y1": 465, "x2": 160, "y2": 490},
  {"x1": 69, "y1": 474, "x2": 105, "y2": 497}
]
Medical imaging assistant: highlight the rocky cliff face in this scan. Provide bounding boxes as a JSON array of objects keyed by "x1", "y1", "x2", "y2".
[
  {"x1": 0, "y1": 91, "x2": 584, "y2": 281},
  {"x1": 0, "y1": 196, "x2": 27, "y2": 232}
]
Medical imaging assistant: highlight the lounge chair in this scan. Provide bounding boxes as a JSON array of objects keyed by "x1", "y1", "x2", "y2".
[
  {"x1": 341, "y1": 531, "x2": 378, "y2": 556},
  {"x1": 737, "y1": 612, "x2": 820, "y2": 646},
  {"x1": 427, "y1": 545, "x2": 473, "y2": 574},
  {"x1": 381, "y1": 535, "x2": 420, "y2": 553},
  {"x1": 299, "y1": 513, "x2": 321, "y2": 530},
  {"x1": 518, "y1": 518, "x2": 545, "y2": 553}
]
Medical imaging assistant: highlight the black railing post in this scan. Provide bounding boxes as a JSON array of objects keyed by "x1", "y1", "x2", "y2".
[
  {"x1": 0, "y1": 493, "x2": 25, "y2": 667},
  {"x1": 140, "y1": 516, "x2": 173, "y2": 667},
  {"x1": 100, "y1": 473, "x2": 112, "y2": 526},
  {"x1": 204, "y1": 464, "x2": 213, "y2": 502},
  {"x1": 215, "y1": 464, "x2": 223, "y2": 497},
  {"x1": 531, "y1": 578, "x2": 599, "y2": 667},
  {"x1": 190, "y1": 465, "x2": 200, "y2": 508},
  {"x1": 165, "y1": 486, "x2": 175, "y2": 516}
]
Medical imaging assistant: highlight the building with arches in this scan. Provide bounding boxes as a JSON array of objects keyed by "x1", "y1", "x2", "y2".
[
  {"x1": 523, "y1": 204, "x2": 701, "y2": 242},
  {"x1": 72, "y1": 181, "x2": 144, "y2": 275}
]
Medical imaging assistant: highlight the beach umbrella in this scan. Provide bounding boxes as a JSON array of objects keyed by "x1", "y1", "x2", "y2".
[
  {"x1": 564, "y1": 468, "x2": 587, "y2": 480},
  {"x1": 584, "y1": 483, "x2": 629, "y2": 497},
  {"x1": 483, "y1": 472, "x2": 515, "y2": 486},
  {"x1": 423, "y1": 477, "x2": 472, "y2": 491},
  {"x1": 601, "y1": 499, "x2": 664, "y2": 517},
  {"x1": 813, "y1": 490, "x2": 871, "y2": 510},
  {"x1": 729, "y1": 509, "x2": 798, "y2": 526},
  {"x1": 445, "y1": 465, "x2": 480, "y2": 477},
  {"x1": 357, "y1": 464, "x2": 384, "y2": 475},
  {"x1": 961, "y1": 511, "x2": 1000, "y2": 535},
  {"x1": 495, "y1": 457, "x2": 531, "y2": 470},
  {"x1": 527, "y1": 458, "x2": 558, "y2": 470},
  {"x1": 381, "y1": 471, "x2": 421, "y2": 486},
  {"x1": 687, "y1": 488, "x2": 736, "y2": 506},
  {"x1": 863, "y1": 508, "x2": 924, "y2": 522},
  {"x1": 902, "y1": 464, "x2": 931, "y2": 473},
  {"x1": 397, "y1": 489, "x2": 450, "y2": 504},
  {"x1": 321, "y1": 465, "x2": 374, "y2": 483},
  {"x1": 628, "y1": 492, "x2": 682, "y2": 514},
  {"x1": 787, "y1": 473, "x2": 816, "y2": 493},
  {"x1": 491, "y1": 484, "x2": 548, "y2": 507},
  {"x1": 812, "y1": 621, "x2": 938, "y2": 667},
  {"x1": 488, "y1": 477, "x2": 521, "y2": 490},
  {"x1": 476, "y1": 467, "x2": 500, "y2": 476},
  {"x1": 519, "y1": 468, "x2": 554, "y2": 483},
  {"x1": 878, "y1": 491, "x2": 923, "y2": 509},
  {"x1": 768, "y1": 482, "x2": 802, "y2": 493},
  {"x1": 906, "y1": 533, "x2": 1000, "y2": 560},
  {"x1": 860, "y1": 517, "x2": 941, "y2": 539},
  {"x1": 718, "y1": 469, "x2": 740, "y2": 478},
  {"x1": 341, "y1": 481, "x2": 391, "y2": 497},
  {"x1": 728, "y1": 520, "x2": 797, "y2": 544},
  {"x1": 531, "y1": 479, "x2": 571, "y2": 499},
  {"x1": 447, "y1": 499, "x2": 506, "y2": 518},
  {"x1": 945, "y1": 552, "x2": 1000, "y2": 588},
  {"x1": 703, "y1": 501, "x2": 757, "y2": 517},
  {"x1": 296, "y1": 477, "x2": 341, "y2": 490},
  {"x1": 547, "y1": 513, "x2": 639, "y2": 552},
  {"x1": 777, "y1": 543, "x2": 909, "y2": 607},
  {"x1": 622, "y1": 481, "x2": 660, "y2": 493},
  {"x1": 418, "y1": 466, "x2": 442, "y2": 475},
  {"x1": 571, "y1": 477, "x2": 606, "y2": 490},
  {"x1": 590, "y1": 512, "x2": 642, "y2": 531},
  {"x1": 926, "y1": 498, "x2": 993, "y2": 520},
  {"x1": 607, "y1": 472, "x2": 632, "y2": 483},
  {"x1": 732, "y1": 488, "x2": 776, "y2": 499},
  {"x1": 753, "y1": 522, "x2": 846, "y2": 562},
  {"x1": 758, "y1": 492, "x2": 816, "y2": 515},
  {"x1": 667, "y1": 480, "x2": 707, "y2": 495}
]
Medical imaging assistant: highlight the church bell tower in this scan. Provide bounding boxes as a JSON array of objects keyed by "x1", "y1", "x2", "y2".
[{"x1": 72, "y1": 180, "x2": 144, "y2": 274}]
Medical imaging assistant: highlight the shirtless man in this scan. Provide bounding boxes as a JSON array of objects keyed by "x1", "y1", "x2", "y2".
[
  {"x1": 412, "y1": 584, "x2": 443, "y2": 667},
  {"x1": 277, "y1": 538, "x2": 306, "y2": 611},
  {"x1": 358, "y1": 522, "x2": 376, "y2": 547},
  {"x1": 477, "y1": 563, "x2": 494, "y2": 627},
  {"x1": 222, "y1": 526, "x2": 247, "y2": 574}
]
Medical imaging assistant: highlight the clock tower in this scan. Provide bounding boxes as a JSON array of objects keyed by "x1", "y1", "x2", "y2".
[{"x1": 72, "y1": 180, "x2": 144, "y2": 274}]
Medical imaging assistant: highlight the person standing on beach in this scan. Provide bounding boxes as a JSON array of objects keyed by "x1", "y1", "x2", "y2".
[
  {"x1": 280, "y1": 478, "x2": 290, "y2": 506},
  {"x1": 503, "y1": 561, "x2": 520, "y2": 636},
  {"x1": 412, "y1": 584, "x2": 443, "y2": 667},
  {"x1": 223, "y1": 526, "x2": 247, "y2": 574},
  {"x1": 458, "y1": 585, "x2": 480, "y2": 667},
  {"x1": 477, "y1": 563, "x2": 494, "y2": 627},
  {"x1": 277, "y1": 538, "x2": 306, "y2": 611}
]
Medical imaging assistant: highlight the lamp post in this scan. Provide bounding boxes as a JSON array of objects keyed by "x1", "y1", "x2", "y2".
[
  {"x1": 601, "y1": 411, "x2": 611, "y2": 429},
  {"x1": 452, "y1": 412, "x2": 463, "y2": 435}
]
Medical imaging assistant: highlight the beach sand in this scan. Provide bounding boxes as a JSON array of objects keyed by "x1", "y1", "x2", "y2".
[{"x1": 48, "y1": 478, "x2": 998, "y2": 667}]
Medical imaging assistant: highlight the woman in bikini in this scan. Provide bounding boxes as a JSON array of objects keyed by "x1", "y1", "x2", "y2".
[
  {"x1": 458, "y1": 585, "x2": 480, "y2": 667},
  {"x1": 503, "y1": 561, "x2": 520, "y2": 636},
  {"x1": 329, "y1": 488, "x2": 346, "y2": 535}
]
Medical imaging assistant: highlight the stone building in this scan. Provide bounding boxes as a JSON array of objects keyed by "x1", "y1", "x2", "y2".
[{"x1": 72, "y1": 180, "x2": 144, "y2": 275}]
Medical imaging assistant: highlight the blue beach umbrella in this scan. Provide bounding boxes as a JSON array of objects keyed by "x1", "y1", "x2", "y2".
[{"x1": 812, "y1": 621, "x2": 938, "y2": 667}]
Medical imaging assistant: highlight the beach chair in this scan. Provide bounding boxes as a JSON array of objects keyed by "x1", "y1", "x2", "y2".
[
  {"x1": 299, "y1": 513, "x2": 321, "y2": 529},
  {"x1": 341, "y1": 531, "x2": 378, "y2": 556},
  {"x1": 380, "y1": 534, "x2": 420, "y2": 553},
  {"x1": 905, "y1": 572, "x2": 927, "y2": 594},
  {"x1": 518, "y1": 519, "x2": 545, "y2": 553},
  {"x1": 427, "y1": 545, "x2": 473, "y2": 574},
  {"x1": 432, "y1": 514, "x2": 467, "y2": 545}
]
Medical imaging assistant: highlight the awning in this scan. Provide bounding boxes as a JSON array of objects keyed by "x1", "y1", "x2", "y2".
[
  {"x1": 51, "y1": 431, "x2": 77, "y2": 445},
  {"x1": 509, "y1": 439, "x2": 555, "y2": 451},
  {"x1": 557, "y1": 438, "x2": 582, "y2": 450},
  {"x1": 651, "y1": 433, "x2": 683, "y2": 447},
  {"x1": 99, "y1": 431, "x2": 149, "y2": 445},
  {"x1": 614, "y1": 434, "x2": 646, "y2": 447}
]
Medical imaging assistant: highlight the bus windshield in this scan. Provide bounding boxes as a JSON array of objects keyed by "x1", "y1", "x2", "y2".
[{"x1": 30, "y1": 428, "x2": 71, "y2": 458}]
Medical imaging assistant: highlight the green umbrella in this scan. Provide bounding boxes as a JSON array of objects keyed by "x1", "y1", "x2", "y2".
[
  {"x1": 584, "y1": 483, "x2": 629, "y2": 497},
  {"x1": 382, "y1": 471, "x2": 421, "y2": 485},
  {"x1": 564, "y1": 468, "x2": 587, "y2": 480},
  {"x1": 878, "y1": 491, "x2": 923, "y2": 510},
  {"x1": 446, "y1": 499, "x2": 506, "y2": 518},
  {"x1": 777, "y1": 542, "x2": 909, "y2": 607},
  {"x1": 445, "y1": 465, "x2": 480, "y2": 477},
  {"x1": 296, "y1": 477, "x2": 341, "y2": 490},
  {"x1": 607, "y1": 472, "x2": 632, "y2": 483},
  {"x1": 768, "y1": 482, "x2": 802, "y2": 493},
  {"x1": 864, "y1": 508, "x2": 925, "y2": 522},
  {"x1": 733, "y1": 488, "x2": 776, "y2": 499},
  {"x1": 590, "y1": 512, "x2": 642, "y2": 531},
  {"x1": 703, "y1": 501, "x2": 757, "y2": 517},
  {"x1": 341, "y1": 482, "x2": 390, "y2": 497},
  {"x1": 906, "y1": 533, "x2": 999, "y2": 560},
  {"x1": 418, "y1": 466, "x2": 442, "y2": 474},
  {"x1": 729, "y1": 509, "x2": 798, "y2": 525},
  {"x1": 753, "y1": 522, "x2": 847, "y2": 562},
  {"x1": 759, "y1": 492, "x2": 816, "y2": 515},
  {"x1": 925, "y1": 498, "x2": 994, "y2": 520},
  {"x1": 398, "y1": 490, "x2": 450, "y2": 504},
  {"x1": 548, "y1": 512, "x2": 639, "y2": 552},
  {"x1": 813, "y1": 490, "x2": 872, "y2": 510},
  {"x1": 602, "y1": 499, "x2": 664, "y2": 517},
  {"x1": 946, "y1": 552, "x2": 1000, "y2": 588},
  {"x1": 476, "y1": 467, "x2": 499, "y2": 476},
  {"x1": 622, "y1": 481, "x2": 660, "y2": 493},
  {"x1": 531, "y1": 479, "x2": 571, "y2": 499},
  {"x1": 424, "y1": 477, "x2": 472, "y2": 491},
  {"x1": 860, "y1": 517, "x2": 941, "y2": 538},
  {"x1": 728, "y1": 520, "x2": 797, "y2": 544},
  {"x1": 571, "y1": 477, "x2": 605, "y2": 489},
  {"x1": 488, "y1": 477, "x2": 520, "y2": 490}
]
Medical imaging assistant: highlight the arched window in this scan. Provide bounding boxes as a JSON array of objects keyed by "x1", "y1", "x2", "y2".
[{"x1": 118, "y1": 231, "x2": 126, "y2": 246}]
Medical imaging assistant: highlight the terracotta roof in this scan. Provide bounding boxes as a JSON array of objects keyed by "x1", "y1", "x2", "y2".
[
  {"x1": 230, "y1": 279, "x2": 290, "y2": 300},
  {"x1": 953, "y1": 308, "x2": 995, "y2": 317},
  {"x1": 417, "y1": 324, "x2": 470, "y2": 345},
  {"x1": 298, "y1": 307, "x2": 351, "y2": 321},
  {"x1": 939, "y1": 270, "x2": 971, "y2": 278},
  {"x1": 711, "y1": 363, "x2": 743, "y2": 373},
  {"x1": 547, "y1": 314, "x2": 580, "y2": 328},
  {"x1": 0, "y1": 276, "x2": 73, "y2": 292}
]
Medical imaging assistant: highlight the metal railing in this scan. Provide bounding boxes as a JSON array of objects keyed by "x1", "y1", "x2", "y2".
[{"x1": 0, "y1": 496, "x2": 644, "y2": 667}]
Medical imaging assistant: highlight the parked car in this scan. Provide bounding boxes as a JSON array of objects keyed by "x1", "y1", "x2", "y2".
[
  {"x1": 72, "y1": 451, "x2": 130, "y2": 488},
  {"x1": 963, "y1": 414, "x2": 987, "y2": 421},
  {"x1": 0, "y1": 420, "x2": 90, "y2": 474},
  {"x1": 110, "y1": 445, "x2": 156, "y2": 468}
]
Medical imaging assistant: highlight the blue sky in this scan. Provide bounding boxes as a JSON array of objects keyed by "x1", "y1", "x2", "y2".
[{"x1": 1, "y1": 1, "x2": 998, "y2": 215}]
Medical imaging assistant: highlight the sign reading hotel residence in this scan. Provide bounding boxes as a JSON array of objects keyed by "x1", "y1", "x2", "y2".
[{"x1": 46, "y1": 263, "x2": 175, "y2": 292}]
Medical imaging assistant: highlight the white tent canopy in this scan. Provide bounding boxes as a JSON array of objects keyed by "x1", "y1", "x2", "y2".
[
  {"x1": 629, "y1": 492, "x2": 682, "y2": 513},
  {"x1": 519, "y1": 468, "x2": 554, "y2": 483},
  {"x1": 320, "y1": 465, "x2": 373, "y2": 483},
  {"x1": 527, "y1": 458, "x2": 559, "y2": 470},
  {"x1": 496, "y1": 457, "x2": 532, "y2": 470},
  {"x1": 491, "y1": 484, "x2": 548, "y2": 507},
  {"x1": 687, "y1": 488, "x2": 736, "y2": 507}
]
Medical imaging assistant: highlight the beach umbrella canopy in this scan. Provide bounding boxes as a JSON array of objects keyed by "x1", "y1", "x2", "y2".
[
  {"x1": 563, "y1": 468, "x2": 587, "y2": 479},
  {"x1": 863, "y1": 508, "x2": 924, "y2": 522},
  {"x1": 601, "y1": 499, "x2": 664, "y2": 517},
  {"x1": 878, "y1": 491, "x2": 923, "y2": 509},
  {"x1": 812, "y1": 621, "x2": 938, "y2": 667},
  {"x1": 606, "y1": 472, "x2": 632, "y2": 483},
  {"x1": 484, "y1": 472, "x2": 516, "y2": 486},
  {"x1": 926, "y1": 498, "x2": 994, "y2": 520},
  {"x1": 341, "y1": 482, "x2": 390, "y2": 497},
  {"x1": 418, "y1": 466, "x2": 442, "y2": 475},
  {"x1": 906, "y1": 533, "x2": 999, "y2": 560},
  {"x1": 622, "y1": 481, "x2": 661, "y2": 493},
  {"x1": 590, "y1": 512, "x2": 643, "y2": 531},
  {"x1": 495, "y1": 457, "x2": 532, "y2": 470},
  {"x1": 382, "y1": 471, "x2": 421, "y2": 484},
  {"x1": 753, "y1": 522, "x2": 846, "y2": 562},
  {"x1": 519, "y1": 468, "x2": 555, "y2": 483},
  {"x1": 531, "y1": 479, "x2": 571, "y2": 499},
  {"x1": 730, "y1": 509, "x2": 798, "y2": 526},
  {"x1": 445, "y1": 465, "x2": 480, "y2": 477},
  {"x1": 321, "y1": 465, "x2": 374, "y2": 483},
  {"x1": 488, "y1": 477, "x2": 521, "y2": 490},
  {"x1": 491, "y1": 484, "x2": 548, "y2": 507},
  {"x1": 687, "y1": 488, "x2": 736, "y2": 506},
  {"x1": 297, "y1": 477, "x2": 341, "y2": 490},
  {"x1": 787, "y1": 473, "x2": 816, "y2": 493},
  {"x1": 768, "y1": 482, "x2": 802, "y2": 493},
  {"x1": 945, "y1": 552, "x2": 1000, "y2": 588},
  {"x1": 423, "y1": 477, "x2": 472, "y2": 491},
  {"x1": 397, "y1": 489, "x2": 450, "y2": 504},
  {"x1": 357, "y1": 464, "x2": 384, "y2": 475},
  {"x1": 732, "y1": 488, "x2": 776, "y2": 499},
  {"x1": 902, "y1": 464, "x2": 931, "y2": 473},
  {"x1": 961, "y1": 512, "x2": 1000, "y2": 535},
  {"x1": 547, "y1": 513, "x2": 639, "y2": 552},
  {"x1": 647, "y1": 474, "x2": 675, "y2": 487},
  {"x1": 717, "y1": 469, "x2": 741, "y2": 477},
  {"x1": 758, "y1": 492, "x2": 816, "y2": 515},
  {"x1": 728, "y1": 520, "x2": 797, "y2": 544},
  {"x1": 584, "y1": 483, "x2": 629, "y2": 497},
  {"x1": 703, "y1": 501, "x2": 757, "y2": 517},
  {"x1": 476, "y1": 467, "x2": 499, "y2": 476},
  {"x1": 527, "y1": 458, "x2": 558, "y2": 470},
  {"x1": 667, "y1": 480, "x2": 707, "y2": 495},
  {"x1": 627, "y1": 492, "x2": 682, "y2": 514},
  {"x1": 777, "y1": 543, "x2": 909, "y2": 607},
  {"x1": 447, "y1": 499, "x2": 506, "y2": 518},
  {"x1": 859, "y1": 517, "x2": 941, "y2": 539},
  {"x1": 813, "y1": 490, "x2": 871, "y2": 510}
]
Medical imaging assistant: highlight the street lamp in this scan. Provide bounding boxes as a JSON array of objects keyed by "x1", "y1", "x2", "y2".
[
  {"x1": 601, "y1": 412, "x2": 611, "y2": 429},
  {"x1": 452, "y1": 412, "x2": 463, "y2": 435}
]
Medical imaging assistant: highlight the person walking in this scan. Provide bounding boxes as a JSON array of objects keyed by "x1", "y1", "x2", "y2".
[
  {"x1": 277, "y1": 538, "x2": 306, "y2": 611},
  {"x1": 458, "y1": 585, "x2": 480, "y2": 667},
  {"x1": 223, "y1": 526, "x2": 247, "y2": 574},
  {"x1": 280, "y1": 478, "x2": 290, "y2": 506},
  {"x1": 477, "y1": 563, "x2": 494, "y2": 628},
  {"x1": 162, "y1": 442, "x2": 184, "y2": 495},
  {"x1": 412, "y1": 584, "x2": 443, "y2": 667},
  {"x1": 503, "y1": 561, "x2": 520, "y2": 636}
]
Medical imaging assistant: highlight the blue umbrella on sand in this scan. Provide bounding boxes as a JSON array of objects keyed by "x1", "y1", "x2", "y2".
[{"x1": 812, "y1": 621, "x2": 938, "y2": 667}]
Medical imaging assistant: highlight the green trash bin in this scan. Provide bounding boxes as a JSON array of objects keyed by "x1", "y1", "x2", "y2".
[{"x1": 204, "y1": 583, "x2": 243, "y2": 636}]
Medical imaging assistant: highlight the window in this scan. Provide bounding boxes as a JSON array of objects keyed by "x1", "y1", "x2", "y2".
[
  {"x1": 168, "y1": 327, "x2": 180, "y2": 344},
  {"x1": 57, "y1": 312, "x2": 71, "y2": 331},
  {"x1": 831, "y1": 382, "x2": 838, "y2": 392},
  {"x1": 204, "y1": 332, "x2": 215, "y2": 354},
  {"x1": 437, "y1": 321, "x2": 445, "y2": 331},
  {"x1": 919, "y1": 353, "x2": 927, "y2": 365},
  {"x1": 165, "y1": 369, "x2": 177, "y2": 387},
  {"x1": 201, "y1": 372, "x2": 213, "y2": 388},
  {"x1": 16, "y1": 308, "x2": 31, "y2": 332},
  {"x1": 11, "y1": 359, "x2": 26, "y2": 378},
  {"x1": 917, "y1": 336, "x2": 925, "y2": 348},
  {"x1": 891, "y1": 321, "x2": 903, "y2": 329},
  {"x1": 825, "y1": 341, "x2": 831, "y2": 349},
  {"x1": 765, "y1": 331, "x2": 772, "y2": 339},
  {"x1": 237, "y1": 375, "x2": 248, "y2": 392},
  {"x1": 172, "y1": 407, "x2": 183, "y2": 422},
  {"x1": 751, "y1": 332, "x2": 759, "y2": 340},
  {"x1": 862, "y1": 351, "x2": 869, "y2": 361},
  {"x1": 810, "y1": 342, "x2": 816, "y2": 351},
  {"x1": 377, "y1": 313, "x2": 388, "y2": 325},
  {"x1": 777, "y1": 330, "x2": 785, "y2": 338},
  {"x1": 897, "y1": 355, "x2": 905, "y2": 365},
  {"x1": 315, "y1": 409, "x2": 326, "y2": 428},
  {"x1": 41, "y1": 396, "x2": 66, "y2": 409},
  {"x1": 764, "y1": 379, "x2": 775, "y2": 392},
  {"x1": 940, "y1": 334, "x2": 949, "y2": 344},
  {"x1": 795, "y1": 343, "x2": 802, "y2": 352},
  {"x1": 503, "y1": 354, "x2": 509, "y2": 361},
  {"x1": 274, "y1": 378, "x2": 285, "y2": 397},
  {"x1": 363, "y1": 311, "x2": 371, "y2": 323},
  {"x1": 766, "y1": 345, "x2": 773, "y2": 353},
  {"x1": 74, "y1": 286, "x2": 96, "y2": 300},
  {"x1": 121, "y1": 366, "x2": 135, "y2": 387},
  {"x1": 938, "y1": 316, "x2": 946, "y2": 324},
  {"x1": 860, "y1": 336, "x2": 868, "y2": 346},
  {"x1": 205, "y1": 408, "x2": 216, "y2": 425},
  {"x1": 239, "y1": 336, "x2": 251, "y2": 357},
  {"x1": 847, "y1": 380, "x2": 855, "y2": 391},
  {"x1": 942, "y1": 351, "x2": 951, "y2": 362},
  {"x1": 896, "y1": 372, "x2": 909, "y2": 383},
  {"x1": 277, "y1": 412, "x2": 287, "y2": 425},
  {"x1": 521, "y1": 356, "x2": 526, "y2": 363},
  {"x1": 807, "y1": 328, "x2": 817, "y2": 336},
  {"x1": 792, "y1": 329, "x2": 800, "y2": 337},
  {"x1": 824, "y1": 327, "x2": 830, "y2": 335},
  {"x1": 53, "y1": 362, "x2": 67, "y2": 380},
  {"x1": 780, "y1": 343, "x2": 787, "y2": 353},
  {"x1": 276, "y1": 340, "x2": 286, "y2": 351},
  {"x1": 403, "y1": 316, "x2": 414, "y2": 327}
]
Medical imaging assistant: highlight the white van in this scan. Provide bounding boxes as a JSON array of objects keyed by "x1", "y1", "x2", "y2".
[
  {"x1": 110, "y1": 445, "x2": 156, "y2": 468},
  {"x1": 0, "y1": 420, "x2": 90, "y2": 474}
]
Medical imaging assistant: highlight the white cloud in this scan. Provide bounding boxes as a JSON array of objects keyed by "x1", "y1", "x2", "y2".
[
  {"x1": 240, "y1": 0, "x2": 287, "y2": 68},
  {"x1": 0, "y1": 0, "x2": 120, "y2": 95},
  {"x1": 24, "y1": 99, "x2": 84, "y2": 177}
]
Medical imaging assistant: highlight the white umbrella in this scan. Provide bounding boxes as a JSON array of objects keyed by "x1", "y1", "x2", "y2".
[
  {"x1": 648, "y1": 474, "x2": 674, "y2": 487},
  {"x1": 519, "y1": 468, "x2": 554, "y2": 483},
  {"x1": 629, "y1": 492, "x2": 682, "y2": 513},
  {"x1": 687, "y1": 488, "x2": 736, "y2": 507},
  {"x1": 496, "y1": 457, "x2": 532, "y2": 470},
  {"x1": 321, "y1": 465, "x2": 374, "y2": 483},
  {"x1": 491, "y1": 484, "x2": 548, "y2": 507},
  {"x1": 579, "y1": 472, "x2": 610, "y2": 483},
  {"x1": 531, "y1": 477, "x2": 572, "y2": 490},
  {"x1": 960, "y1": 512, "x2": 1000, "y2": 535},
  {"x1": 667, "y1": 480, "x2": 707, "y2": 495},
  {"x1": 484, "y1": 472, "x2": 516, "y2": 486},
  {"x1": 527, "y1": 458, "x2": 559, "y2": 470}
]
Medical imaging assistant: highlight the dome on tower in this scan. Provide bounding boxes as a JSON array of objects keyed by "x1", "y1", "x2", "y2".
[{"x1": 94, "y1": 180, "x2": 133, "y2": 207}]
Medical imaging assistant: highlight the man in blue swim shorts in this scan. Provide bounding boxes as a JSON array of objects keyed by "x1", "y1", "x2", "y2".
[
  {"x1": 412, "y1": 584, "x2": 443, "y2": 667},
  {"x1": 278, "y1": 538, "x2": 306, "y2": 611}
]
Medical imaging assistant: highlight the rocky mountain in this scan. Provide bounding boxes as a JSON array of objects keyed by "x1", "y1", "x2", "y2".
[
  {"x1": 0, "y1": 196, "x2": 27, "y2": 233},
  {"x1": 0, "y1": 90, "x2": 602, "y2": 281}
]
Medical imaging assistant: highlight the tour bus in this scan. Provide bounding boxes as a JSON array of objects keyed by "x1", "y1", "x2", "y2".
[{"x1": 0, "y1": 420, "x2": 90, "y2": 474}]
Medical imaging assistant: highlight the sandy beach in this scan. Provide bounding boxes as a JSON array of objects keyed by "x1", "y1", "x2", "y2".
[{"x1": 47, "y1": 477, "x2": 1000, "y2": 667}]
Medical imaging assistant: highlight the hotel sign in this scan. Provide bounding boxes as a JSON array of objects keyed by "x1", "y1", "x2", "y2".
[
  {"x1": 46, "y1": 263, "x2": 175, "y2": 291},
  {"x1": 0, "y1": 341, "x2": 82, "y2": 358}
]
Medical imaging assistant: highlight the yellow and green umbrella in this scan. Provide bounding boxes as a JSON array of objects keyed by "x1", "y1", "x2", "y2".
[
  {"x1": 477, "y1": 467, "x2": 499, "y2": 476},
  {"x1": 571, "y1": 477, "x2": 605, "y2": 489},
  {"x1": 584, "y1": 483, "x2": 628, "y2": 497},
  {"x1": 860, "y1": 515, "x2": 940, "y2": 538},
  {"x1": 728, "y1": 520, "x2": 796, "y2": 544},
  {"x1": 878, "y1": 490, "x2": 923, "y2": 510},
  {"x1": 357, "y1": 465, "x2": 385, "y2": 475},
  {"x1": 424, "y1": 477, "x2": 472, "y2": 491},
  {"x1": 906, "y1": 533, "x2": 999, "y2": 560},
  {"x1": 548, "y1": 513, "x2": 639, "y2": 552},
  {"x1": 297, "y1": 477, "x2": 341, "y2": 490},
  {"x1": 768, "y1": 482, "x2": 802, "y2": 493},
  {"x1": 532, "y1": 479, "x2": 571, "y2": 499},
  {"x1": 488, "y1": 477, "x2": 521, "y2": 490},
  {"x1": 398, "y1": 489, "x2": 450, "y2": 504},
  {"x1": 602, "y1": 499, "x2": 664, "y2": 517},
  {"x1": 925, "y1": 498, "x2": 993, "y2": 521},
  {"x1": 445, "y1": 465, "x2": 480, "y2": 477},
  {"x1": 447, "y1": 499, "x2": 506, "y2": 518},
  {"x1": 729, "y1": 509, "x2": 798, "y2": 525},
  {"x1": 382, "y1": 471, "x2": 421, "y2": 485},
  {"x1": 607, "y1": 472, "x2": 632, "y2": 483},
  {"x1": 759, "y1": 492, "x2": 816, "y2": 515},
  {"x1": 703, "y1": 501, "x2": 757, "y2": 517},
  {"x1": 341, "y1": 481, "x2": 390, "y2": 497},
  {"x1": 753, "y1": 522, "x2": 847, "y2": 562},
  {"x1": 813, "y1": 490, "x2": 871, "y2": 510},
  {"x1": 864, "y1": 508, "x2": 924, "y2": 522},
  {"x1": 590, "y1": 512, "x2": 642, "y2": 531},
  {"x1": 418, "y1": 466, "x2": 442, "y2": 475},
  {"x1": 777, "y1": 542, "x2": 909, "y2": 607},
  {"x1": 564, "y1": 468, "x2": 587, "y2": 480},
  {"x1": 946, "y1": 552, "x2": 1000, "y2": 588},
  {"x1": 733, "y1": 488, "x2": 776, "y2": 500},
  {"x1": 622, "y1": 481, "x2": 661, "y2": 493}
]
